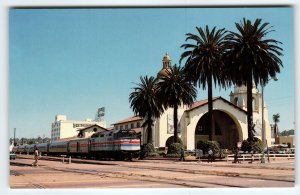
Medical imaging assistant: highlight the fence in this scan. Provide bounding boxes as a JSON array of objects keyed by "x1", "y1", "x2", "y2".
[{"x1": 226, "y1": 153, "x2": 295, "y2": 162}]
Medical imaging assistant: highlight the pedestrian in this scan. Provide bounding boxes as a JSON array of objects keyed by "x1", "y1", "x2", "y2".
[
  {"x1": 233, "y1": 145, "x2": 240, "y2": 164},
  {"x1": 208, "y1": 148, "x2": 213, "y2": 163},
  {"x1": 32, "y1": 148, "x2": 39, "y2": 167},
  {"x1": 197, "y1": 149, "x2": 203, "y2": 162},
  {"x1": 179, "y1": 148, "x2": 185, "y2": 161}
]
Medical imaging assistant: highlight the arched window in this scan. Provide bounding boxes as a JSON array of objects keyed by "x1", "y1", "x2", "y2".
[{"x1": 234, "y1": 97, "x2": 238, "y2": 106}]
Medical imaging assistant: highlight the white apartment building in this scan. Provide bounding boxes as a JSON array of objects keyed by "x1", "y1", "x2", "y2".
[{"x1": 51, "y1": 115, "x2": 106, "y2": 141}]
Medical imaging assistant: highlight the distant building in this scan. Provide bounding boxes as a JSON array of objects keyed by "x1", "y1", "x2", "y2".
[
  {"x1": 51, "y1": 115, "x2": 106, "y2": 141},
  {"x1": 270, "y1": 124, "x2": 277, "y2": 145},
  {"x1": 112, "y1": 116, "x2": 143, "y2": 131},
  {"x1": 112, "y1": 116, "x2": 143, "y2": 135},
  {"x1": 277, "y1": 135, "x2": 295, "y2": 148},
  {"x1": 77, "y1": 124, "x2": 109, "y2": 138}
]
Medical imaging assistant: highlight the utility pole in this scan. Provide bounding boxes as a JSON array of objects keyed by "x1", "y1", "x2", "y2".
[
  {"x1": 261, "y1": 84, "x2": 266, "y2": 163},
  {"x1": 14, "y1": 128, "x2": 16, "y2": 146},
  {"x1": 261, "y1": 77, "x2": 278, "y2": 163}
]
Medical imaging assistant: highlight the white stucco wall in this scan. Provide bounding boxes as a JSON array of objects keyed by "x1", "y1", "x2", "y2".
[
  {"x1": 51, "y1": 117, "x2": 106, "y2": 140},
  {"x1": 153, "y1": 105, "x2": 187, "y2": 148},
  {"x1": 183, "y1": 99, "x2": 248, "y2": 150}
]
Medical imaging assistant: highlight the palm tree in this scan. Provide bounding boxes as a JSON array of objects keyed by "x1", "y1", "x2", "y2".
[
  {"x1": 180, "y1": 25, "x2": 228, "y2": 141},
  {"x1": 273, "y1": 113, "x2": 280, "y2": 143},
  {"x1": 225, "y1": 18, "x2": 283, "y2": 142},
  {"x1": 156, "y1": 64, "x2": 197, "y2": 143},
  {"x1": 129, "y1": 76, "x2": 163, "y2": 144}
]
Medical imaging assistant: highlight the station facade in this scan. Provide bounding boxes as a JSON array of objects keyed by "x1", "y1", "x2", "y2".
[{"x1": 113, "y1": 53, "x2": 272, "y2": 150}]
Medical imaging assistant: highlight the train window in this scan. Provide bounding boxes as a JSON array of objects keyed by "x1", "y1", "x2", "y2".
[{"x1": 117, "y1": 130, "x2": 137, "y2": 139}]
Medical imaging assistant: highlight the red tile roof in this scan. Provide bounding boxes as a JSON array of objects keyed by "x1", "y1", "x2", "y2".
[
  {"x1": 77, "y1": 124, "x2": 108, "y2": 132},
  {"x1": 189, "y1": 99, "x2": 209, "y2": 110},
  {"x1": 188, "y1": 97, "x2": 219, "y2": 111},
  {"x1": 112, "y1": 116, "x2": 143, "y2": 125}
]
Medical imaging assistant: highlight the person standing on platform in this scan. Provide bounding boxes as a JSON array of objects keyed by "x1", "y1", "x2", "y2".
[
  {"x1": 179, "y1": 148, "x2": 185, "y2": 161},
  {"x1": 208, "y1": 148, "x2": 213, "y2": 163},
  {"x1": 32, "y1": 148, "x2": 39, "y2": 167}
]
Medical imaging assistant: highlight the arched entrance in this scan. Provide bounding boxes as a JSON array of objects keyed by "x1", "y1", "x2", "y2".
[{"x1": 195, "y1": 110, "x2": 240, "y2": 149}]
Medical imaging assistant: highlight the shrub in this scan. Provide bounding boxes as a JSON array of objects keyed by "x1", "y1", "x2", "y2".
[
  {"x1": 148, "y1": 152, "x2": 160, "y2": 157},
  {"x1": 142, "y1": 143, "x2": 155, "y2": 153},
  {"x1": 196, "y1": 140, "x2": 204, "y2": 150},
  {"x1": 165, "y1": 136, "x2": 183, "y2": 148},
  {"x1": 156, "y1": 150, "x2": 167, "y2": 156},
  {"x1": 241, "y1": 137, "x2": 263, "y2": 153},
  {"x1": 167, "y1": 143, "x2": 183, "y2": 154},
  {"x1": 196, "y1": 140, "x2": 221, "y2": 156},
  {"x1": 140, "y1": 143, "x2": 155, "y2": 158}
]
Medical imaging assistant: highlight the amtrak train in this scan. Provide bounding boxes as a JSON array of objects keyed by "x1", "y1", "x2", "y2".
[{"x1": 12, "y1": 129, "x2": 141, "y2": 160}]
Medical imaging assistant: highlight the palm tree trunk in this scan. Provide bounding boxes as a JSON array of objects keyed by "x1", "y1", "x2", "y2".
[
  {"x1": 147, "y1": 115, "x2": 152, "y2": 144},
  {"x1": 173, "y1": 104, "x2": 178, "y2": 143},
  {"x1": 208, "y1": 75, "x2": 215, "y2": 141},
  {"x1": 274, "y1": 123, "x2": 278, "y2": 144},
  {"x1": 247, "y1": 73, "x2": 254, "y2": 141}
]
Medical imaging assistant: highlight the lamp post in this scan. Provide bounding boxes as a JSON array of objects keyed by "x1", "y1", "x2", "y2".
[{"x1": 261, "y1": 77, "x2": 278, "y2": 163}]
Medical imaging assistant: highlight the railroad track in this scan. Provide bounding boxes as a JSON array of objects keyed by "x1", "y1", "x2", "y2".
[
  {"x1": 16, "y1": 154, "x2": 295, "y2": 170},
  {"x1": 15, "y1": 155, "x2": 294, "y2": 184},
  {"x1": 43, "y1": 165, "x2": 240, "y2": 188},
  {"x1": 10, "y1": 169, "x2": 46, "y2": 189},
  {"x1": 12, "y1": 156, "x2": 241, "y2": 187}
]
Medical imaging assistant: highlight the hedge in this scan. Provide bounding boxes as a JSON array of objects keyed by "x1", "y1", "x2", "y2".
[{"x1": 241, "y1": 137, "x2": 263, "y2": 153}]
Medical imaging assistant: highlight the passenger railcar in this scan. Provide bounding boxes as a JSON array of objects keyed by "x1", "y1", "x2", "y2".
[
  {"x1": 17, "y1": 145, "x2": 26, "y2": 153},
  {"x1": 48, "y1": 141, "x2": 69, "y2": 155},
  {"x1": 27, "y1": 144, "x2": 36, "y2": 154},
  {"x1": 11, "y1": 129, "x2": 140, "y2": 161},
  {"x1": 68, "y1": 138, "x2": 90, "y2": 157},
  {"x1": 36, "y1": 143, "x2": 49, "y2": 155}
]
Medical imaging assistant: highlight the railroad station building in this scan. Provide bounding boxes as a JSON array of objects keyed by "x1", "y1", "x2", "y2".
[{"x1": 113, "y1": 53, "x2": 272, "y2": 150}]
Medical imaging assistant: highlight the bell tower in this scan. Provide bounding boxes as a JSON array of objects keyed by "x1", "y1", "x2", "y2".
[
  {"x1": 229, "y1": 83, "x2": 272, "y2": 146},
  {"x1": 229, "y1": 83, "x2": 262, "y2": 113}
]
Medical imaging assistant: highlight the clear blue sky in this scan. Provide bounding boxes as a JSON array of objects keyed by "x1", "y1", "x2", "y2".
[{"x1": 9, "y1": 7, "x2": 294, "y2": 138}]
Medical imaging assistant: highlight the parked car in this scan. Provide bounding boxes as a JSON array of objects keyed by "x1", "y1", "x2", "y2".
[{"x1": 10, "y1": 152, "x2": 16, "y2": 160}]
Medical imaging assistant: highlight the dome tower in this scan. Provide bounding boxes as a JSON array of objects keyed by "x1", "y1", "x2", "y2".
[{"x1": 157, "y1": 53, "x2": 172, "y2": 78}]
